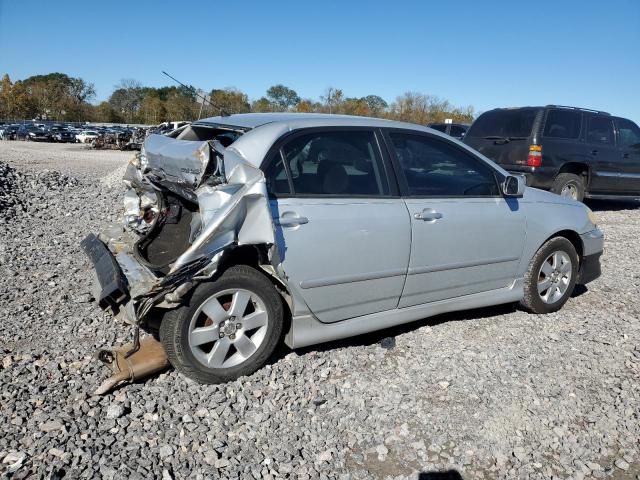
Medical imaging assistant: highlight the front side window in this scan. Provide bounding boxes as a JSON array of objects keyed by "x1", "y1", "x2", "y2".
[
  {"x1": 266, "y1": 130, "x2": 389, "y2": 196},
  {"x1": 615, "y1": 118, "x2": 640, "y2": 147},
  {"x1": 543, "y1": 110, "x2": 581, "y2": 139},
  {"x1": 389, "y1": 132, "x2": 500, "y2": 196},
  {"x1": 586, "y1": 116, "x2": 614, "y2": 145}
]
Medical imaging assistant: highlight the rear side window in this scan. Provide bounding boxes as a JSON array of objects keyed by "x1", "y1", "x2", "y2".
[
  {"x1": 429, "y1": 124, "x2": 447, "y2": 133},
  {"x1": 586, "y1": 116, "x2": 614, "y2": 145},
  {"x1": 389, "y1": 132, "x2": 500, "y2": 197},
  {"x1": 615, "y1": 118, "x2": 640, "y2": 147},
  {"x1": 543, "y1": 110, "x2": 581, "y2": 139},
  {"x1": 266, "y1": 130, "x2": 389, "y2": 197},
  {"x1": 466, "y1": 109, "x2": 537, "y2": 138}
]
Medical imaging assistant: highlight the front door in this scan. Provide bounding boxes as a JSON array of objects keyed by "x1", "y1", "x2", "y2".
[
  {"x1": 264, "y1": 128, "x2": 411, "y2": 323},
  {"x1": 614, "y1": 118, "x2": 640, "y2": 195},
  {"x1": 585, "y1": 115, "x2": 620, "y2": 193},
  {"x1": 385, "y1": 130, "x2": 526, "y2": 308}
]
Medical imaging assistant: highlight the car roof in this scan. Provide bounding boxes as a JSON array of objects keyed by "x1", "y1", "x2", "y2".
[
  {"x1": 196, "y1": 112, "x2": 431, "y2": 132},
  {"x1": 191, "y1": 113, "x2": 505, "y2": 174}
]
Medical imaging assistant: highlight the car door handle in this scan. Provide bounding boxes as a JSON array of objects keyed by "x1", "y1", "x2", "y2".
[
  {"x1": 414, "y1": 209, "x2": 443, "y2": 221},
  {"x1": 591, "y1": 149, "x2": 599, "y2": 156},
  {"x1": 276, "y1": 213, "x2": 309, "y2": 227}
]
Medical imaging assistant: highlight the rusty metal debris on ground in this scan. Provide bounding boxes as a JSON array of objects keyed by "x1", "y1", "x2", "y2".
[{"x1": 94, "y1": 335, "x2": 170, "y2": 395}]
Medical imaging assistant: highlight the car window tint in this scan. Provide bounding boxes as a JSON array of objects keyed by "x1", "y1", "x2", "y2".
[
  {"x1": 429, "y1": 124, "x2": 447, "y2": 133},
  {"x1": 264, "y1": 154, "x2": 291, "y2": 196},
  {"x1": 615, "y1": 118, "x2": 640, "y2": 147},
  {"x1": 543, "y1": 110, "x2": 581, "y2": 139},
  {"x1": 466, "y1": 109, "x2": 537, "y2": 138},
  {"x1": 277, "y1": 131, "x2": 388, "y2": 196},
  {"x1": 390, "y1": 133, "x2": 500, "y2": 197},
  {"x1": 586, "y1": 116, "x2": 614, "y2": 145}
]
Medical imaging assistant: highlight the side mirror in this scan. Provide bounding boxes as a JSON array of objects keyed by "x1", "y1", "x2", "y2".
[{"x1": 503, "y1": 175, "x2": 526, "y2": 197}]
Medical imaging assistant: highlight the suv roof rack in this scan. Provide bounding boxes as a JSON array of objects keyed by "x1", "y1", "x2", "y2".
[{"x1": 546, "y1": 105, "x2": 610, "y2": 116}]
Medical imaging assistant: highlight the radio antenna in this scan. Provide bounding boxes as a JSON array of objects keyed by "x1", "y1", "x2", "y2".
[{"x1": 161, "y1": 71, "x2": 229, "y2": 116}]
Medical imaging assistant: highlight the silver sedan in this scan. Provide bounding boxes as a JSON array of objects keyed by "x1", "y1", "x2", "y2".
[{"x1": 82, "y1": 113, "x2": 604, "y2": 384}]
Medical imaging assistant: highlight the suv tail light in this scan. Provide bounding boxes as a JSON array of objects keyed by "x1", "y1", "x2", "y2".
[{"x1": 527, "y1": 145, "x2": 542, "y2": 167}]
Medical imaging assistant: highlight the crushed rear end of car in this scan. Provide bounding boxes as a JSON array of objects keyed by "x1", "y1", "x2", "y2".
[{"x1": 81, "y1": 123, "x2": 285, "y2": 393}]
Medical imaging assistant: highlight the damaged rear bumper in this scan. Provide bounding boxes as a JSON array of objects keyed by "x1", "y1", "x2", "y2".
[
  {"x1": 80, "y1": 234, "x2": 130, "y2": 311},
  {"x1": 80, "y1": 233, "x2": 160, "y2": 324}
]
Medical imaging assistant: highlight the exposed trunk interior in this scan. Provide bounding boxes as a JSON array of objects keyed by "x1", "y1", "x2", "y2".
[{"x1": 134, "y1": 192, "x2": 199, "y2": 274}]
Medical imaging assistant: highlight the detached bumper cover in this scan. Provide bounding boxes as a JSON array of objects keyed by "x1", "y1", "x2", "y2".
[{"x1": 80, "y1": 234, "x2": 129, "y2": 311}]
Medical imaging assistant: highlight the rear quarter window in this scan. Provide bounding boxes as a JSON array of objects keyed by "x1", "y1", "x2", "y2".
[
  {"x1": 466, "y1": 109, "x2": 538, "y2": 138},
  {"x1": 543, "y1": 110, "x2": 582, "y2": 139}
]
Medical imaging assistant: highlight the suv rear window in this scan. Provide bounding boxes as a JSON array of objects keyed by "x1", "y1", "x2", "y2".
[
  {"x1": 543, "y1": 110, "x2": 581, "y2": 139},
  {"x1": 466, "y1": 109, "x2": 537, "y2": 138}
]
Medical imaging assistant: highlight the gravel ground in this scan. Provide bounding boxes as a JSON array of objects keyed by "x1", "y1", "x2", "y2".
[{"x1": 1, "y1": 141, "x2": 639, "y2": 480}]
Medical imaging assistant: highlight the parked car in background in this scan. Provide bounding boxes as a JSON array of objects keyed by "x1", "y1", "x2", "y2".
[
  {"x1": 24, "y1": 126, "x2": 52, "y2": 142},
  {"x1": 0, "y1": 125, "x2": 19, "y2": 140},
  {"x1": 51, "y1": 128, "x2": 76, "y2": 143},
  {"x1": 82, "y1": 113, "x2": 603, "y2": 385},
  {"x1": 428, "y1": 122, "x2": 470, "y2": 140},
  {"x1": 463, "y1": 105, "x2": 640, "y2": 201},
  {"x1": 76, "y1": 130, "x2": 100, "y2": 143}
]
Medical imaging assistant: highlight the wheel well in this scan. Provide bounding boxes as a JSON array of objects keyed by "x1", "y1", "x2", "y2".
[
  {"x1": 548, "y1": 230, "x2": 583, "y2": 259},
  {"x1": 215, "y1": 245, "x2": 293, "y2": 334},
  {"x1": 558, "y1": 163, "x2": 589, "y2": 180}
]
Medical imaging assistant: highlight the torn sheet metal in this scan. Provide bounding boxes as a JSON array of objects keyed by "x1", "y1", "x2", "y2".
[
  {"x1": 171, "y1": 149, "x2": 276, "y2": 272},
  {"x1": 141, "y1": 134, "x2": 211, "y2": 186},
  {"x1": 115, "y1": 133, "x2": 280, "y2": 321}
]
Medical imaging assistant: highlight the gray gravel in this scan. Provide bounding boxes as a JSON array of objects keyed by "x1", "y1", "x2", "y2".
[{"x1": 1, "y1": 141, "x2": 639, "y2": 479}]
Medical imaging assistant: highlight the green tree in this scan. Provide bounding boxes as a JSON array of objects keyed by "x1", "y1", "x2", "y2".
[
  {"x1": 109, "y1": 79, "x2": 143, "y2": 123},
  {"x1": 210, "y1": 88, "x2": 250, "y2": 115},
  {"x1": 266, "y1": 84, "x2": 300, "y2": 111},
  {"x1": 251, "y1": 97, "x2": 275, "y2": 112}
]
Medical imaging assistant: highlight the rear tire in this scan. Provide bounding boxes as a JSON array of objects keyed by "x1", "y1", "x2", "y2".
[
  {"x1": 551, "y1": 173, "x2": 585, "y2": 202},
  {"x1": 159, "y1": 265, "x2": 284, "y2": 384},
  {"x1": 520, "y1": 237, "x2": 579, "y2": 314}
]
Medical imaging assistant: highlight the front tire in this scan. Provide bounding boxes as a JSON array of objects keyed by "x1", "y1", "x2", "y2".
[
  {"x1": 159, "y1": 265, "x2": 284, "y2": 384},
  {"x1": 520, "y1": 237, "x2": 579, "y2": 314},
  {"x1": 551, "y1": 173, "x2": 585, "y2": 202}
]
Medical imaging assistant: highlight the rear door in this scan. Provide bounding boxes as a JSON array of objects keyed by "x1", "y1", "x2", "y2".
[
  {"x1": 585, "y1": 114, "x2": 620, "y2": 193},
  {"x1": 385, "y1": 130, "x2": 526, "y2": 307},
  {"x1": 614, "y1": 117, "x2": 640, "y2": 195},
  {"x1": 264, "y1": 128, "x2": 411, "y2": 323}
]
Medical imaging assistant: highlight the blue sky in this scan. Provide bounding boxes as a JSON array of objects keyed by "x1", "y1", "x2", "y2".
[{"x1": 1, "y1": 0, "x2": 639, "y2": 120}]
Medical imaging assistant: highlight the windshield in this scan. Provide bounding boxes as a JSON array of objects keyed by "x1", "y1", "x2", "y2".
[{"x1": 467, "y1": 108, "x2": 539, "y2": 138}]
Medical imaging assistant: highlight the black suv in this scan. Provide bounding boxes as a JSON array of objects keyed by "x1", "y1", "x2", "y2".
[{"x1": 463, "y1": 105, "x2": 640, "y2": 201}]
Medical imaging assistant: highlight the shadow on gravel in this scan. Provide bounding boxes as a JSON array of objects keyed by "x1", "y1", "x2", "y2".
[
  {"x1": 275, "y1": 302, "x2": 518, "y2": 362},
  {"x1": 585, "y1": 199, "x2": 640, "y2": 211},
  {"x1": 419, "y1": 470, "x2": 464, "y2": 479},
  {"x1": 571, "y1": 284, "x2": 588, "y2": 298}
]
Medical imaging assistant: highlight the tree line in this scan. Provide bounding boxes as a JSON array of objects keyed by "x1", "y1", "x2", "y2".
[{"x1": 0, "y1": 72, "x2": 475, "y2": 125}]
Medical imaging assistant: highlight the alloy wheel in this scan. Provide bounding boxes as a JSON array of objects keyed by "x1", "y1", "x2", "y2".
[{"x1": 187, "y1": 288, "x2": 269, "y2": 369}]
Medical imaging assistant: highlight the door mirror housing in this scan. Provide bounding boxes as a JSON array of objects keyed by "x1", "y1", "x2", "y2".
[{"x1": 503, "y1": 175, "x2": 526, "y2": 197}]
